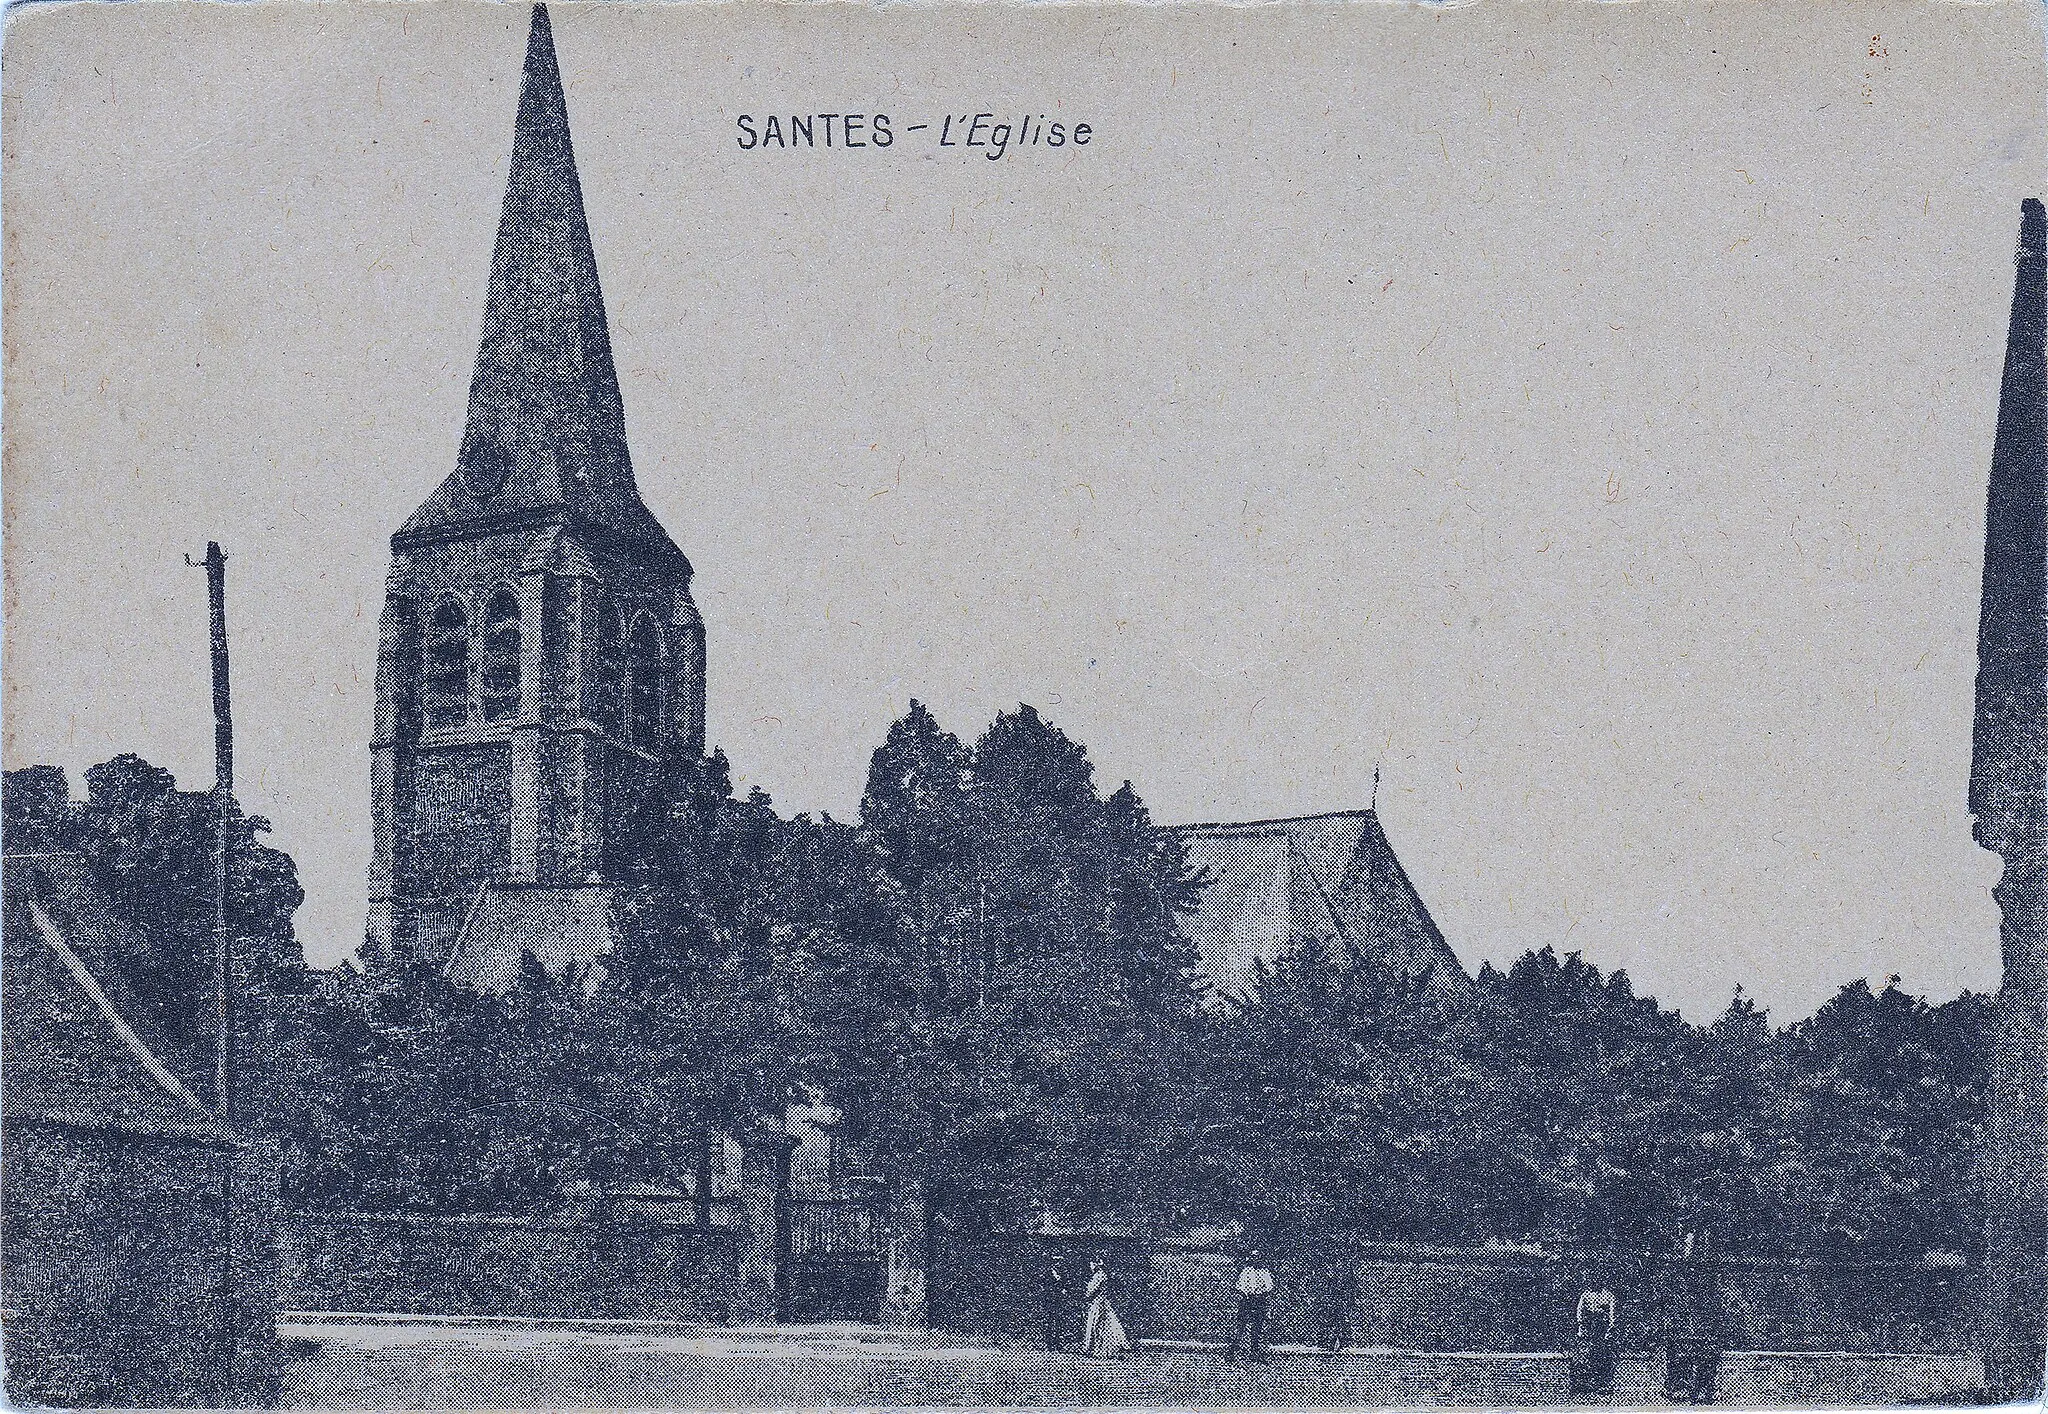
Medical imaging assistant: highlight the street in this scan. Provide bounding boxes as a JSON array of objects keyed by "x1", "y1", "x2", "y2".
[{"x1": 279, "y1": 1316, "x2": 1985, "y2": 1408}]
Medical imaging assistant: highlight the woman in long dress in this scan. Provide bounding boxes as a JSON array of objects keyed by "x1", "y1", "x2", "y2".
[
  {"x1": 1081, "y1": 1256, "x2": 1133, "y2": 1358},
  {"x1": 1573, "y1": 1277, "x2": 1619, "y2": 1400}
]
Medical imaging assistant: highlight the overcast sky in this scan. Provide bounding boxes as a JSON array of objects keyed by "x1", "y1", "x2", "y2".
[{"x1": 5, "y1": 0, "x2": 2044, "y2": 1019}]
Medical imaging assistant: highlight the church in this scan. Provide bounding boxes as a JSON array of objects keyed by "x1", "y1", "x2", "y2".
[
  {"x1": 366, "y1": 6, "x2": 706, "y2": 989},
  {"x1": 366, "y1": 4, "x2": 1466, "y2": 1004}
]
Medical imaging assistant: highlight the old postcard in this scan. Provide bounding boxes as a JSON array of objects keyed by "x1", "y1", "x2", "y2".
[{"x1": 3, "y1": 0, "x2": 2046, "y2": 1406}]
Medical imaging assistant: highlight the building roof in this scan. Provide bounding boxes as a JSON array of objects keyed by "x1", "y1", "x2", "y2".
[
  {"x1": 2, "y1": 854, "x2": 232, "y2": 1144},
  {"x1": 433, "y1": 814, "x2": 1466, "y2": 1007},
  {"x1": 1166, "y1": 810, "x2": 1470, "y2": 1003},
  {"x1": 441, "y1": 881, "x2": 618, "y2": 995},
  {"x1": 394, "y1": 5, "x2": 683, "y2": 564}
]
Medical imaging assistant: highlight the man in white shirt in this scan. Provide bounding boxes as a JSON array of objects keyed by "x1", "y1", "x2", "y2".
[{"x1": 1224, "y1": 1252, "x2": 1275, "y2": 1363}]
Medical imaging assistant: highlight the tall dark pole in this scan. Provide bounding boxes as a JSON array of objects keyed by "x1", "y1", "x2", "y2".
[
  {"x1": 188, "y1": 541, "x2": 237, "y2": 1401},
  {"x1": 1970, "y1": 198, "x2": 2048, "y2": 1404},
  {"x1": 195, "y1": 540, "x2": 234, "y2": 1115}
]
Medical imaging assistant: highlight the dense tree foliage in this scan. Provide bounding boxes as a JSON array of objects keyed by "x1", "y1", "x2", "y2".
[
  {"x1": 1200, "y1": 937, "x2": 1990, "y2": 1263},
  {"x1": 1779, "y1": 980, "x2": 1990, "y2": 1258},
  {"x1": 4, "y1": 734, "x2": 1990, "y2": 1267},
  {"x1": 283, "y1": 749, "x2": 868, "y2": 1214},
  {"x1": 283, "y1": 944, "x2": 623, "y2": 1213},
  {"x1": 266, "y1": 705, "x2": 1215, "y2": 1229},
  {"x1": 830, "y1": 703, "x2": 1211, "y2": 1234},
  {"x1": 1190, "y1": 937, "x2": 1513, "y2": 1248}
]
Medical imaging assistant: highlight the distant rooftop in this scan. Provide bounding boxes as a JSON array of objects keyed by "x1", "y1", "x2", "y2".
[
  {"x1": 1164, "y1": 809, "x2": 1469, "y2": 1003},
  {"x1": 441, "y1": 882, "x2": 617, "y2": 996}
]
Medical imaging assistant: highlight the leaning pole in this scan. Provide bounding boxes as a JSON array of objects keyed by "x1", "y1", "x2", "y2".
[{"x1": 1971, "y1": 195, "x2": 2048, "y2": 1403}]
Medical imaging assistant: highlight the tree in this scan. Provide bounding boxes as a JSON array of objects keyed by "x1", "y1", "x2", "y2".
[
  {"x1": 825, "y1": 703, "x2": 1210, "y2": 1236},
  {"x1": 1778, "y1": 980, "x2": 1991, "y2": 1258},
  {"x1": 857, "y1": 701, "x2": 975, "y2": 976},
  {"x1": 1204, "y1": 928, "x2": 1995, "y2": 1267},
  {"x1": 608, "y1": 749, "x2": 898, "y2": 1210},
  {"x1": 1664, "y1": 989, "x2": 1800, "y2": 1252},
  {"x1": 290, "y1": 749, "x2": 803, "y2": 1214},
  {"x1": 1201, "y1": 934, "x2": 1508, "y2": 1249},
  {"x1": 2, "y1": 755, "x2": 307, "y2": 1124},
  {"x1": 1448, "y1": 949, "x2": 1697, "y2": 1249},
  {"x1": 1207, "y1": 940, "x2": 1770, "y2": 1255}
]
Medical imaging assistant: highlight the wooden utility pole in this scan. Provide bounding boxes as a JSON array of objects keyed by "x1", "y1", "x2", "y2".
[
  {"x1": 187, "y1": 540, "x2": 237, "y2": 1401},
  {"x1": 190, "y1": 540, "x2": 235, "y2": 1115}
]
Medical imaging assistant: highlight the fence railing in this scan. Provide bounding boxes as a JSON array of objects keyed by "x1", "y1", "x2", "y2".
[{"x1": 790, "y1": 1199, "x2": 882, "y2": 1261}]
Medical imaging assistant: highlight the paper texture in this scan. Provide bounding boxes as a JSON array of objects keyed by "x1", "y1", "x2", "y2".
[{"x1": 3, "y1": 1, "x2": 2044, "y2": 1406}]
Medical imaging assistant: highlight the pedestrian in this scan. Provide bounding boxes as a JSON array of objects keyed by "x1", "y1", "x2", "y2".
[
  {"x1": 1041, "y1": 1257, "x2": 1068, "y2": 1352},
  {"x1": 1081, "y1": 1255, "x2": 1132, "y2": 1359},
  {"x1": 1317, "y1": 1256, "x2": 1359, "y2": 1353},
  {"x1": 1662, "y1": 1230, "x2": 1723, "y2": 1405},
  {"x1": 1571, "y1": 1272, "x2": 1619, "y2": 1400},
  {"x1": 1225, "y1": 1250, "x2": 1274, "y2": 1363}
]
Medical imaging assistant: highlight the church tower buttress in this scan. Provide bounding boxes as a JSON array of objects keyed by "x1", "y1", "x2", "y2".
[{"x1": 367, "y1": 5, "x2": 705, "y2": 984}]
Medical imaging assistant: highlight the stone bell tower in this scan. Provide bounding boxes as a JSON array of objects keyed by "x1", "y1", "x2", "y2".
[{"x1": 367, "y1": 5, "x2": 705, "y2": 988}]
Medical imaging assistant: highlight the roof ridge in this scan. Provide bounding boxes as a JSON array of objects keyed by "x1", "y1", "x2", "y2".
[
  {"x1": 22, "y1": 897, "x2": 228, "y2": 1139},
  {"x1": 1164, "y1": 808, "x2": 1377, "y2": 835},
  {"x1": 1346, "y1": 809, "x2": 1456, "y2": 959}
]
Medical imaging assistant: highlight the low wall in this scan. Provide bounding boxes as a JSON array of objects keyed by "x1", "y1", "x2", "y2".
[
  {"x1": 3, "y1": 1121, "x2": 267, "y2": 1408},
  {"x1": 934, "y1": 1237, "x2": 1977, "y2": 1355},
  {"x1": 932, "y1": 1234, "x2": 1153, "y2": 1347},
  {"x1": 280, "y1": 1210, "x2": 743, "y2": 1324},
  {"x1": 1147, "y1": 1247, "x2": 1558, "y2": 1351}
]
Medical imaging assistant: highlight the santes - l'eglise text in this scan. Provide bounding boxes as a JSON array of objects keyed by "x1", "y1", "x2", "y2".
[{"x1": 735, "y1": 112, "x2": 1095, "y2": 158}]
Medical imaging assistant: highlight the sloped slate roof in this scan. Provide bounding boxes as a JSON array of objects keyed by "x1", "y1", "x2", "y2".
[
  {"x1": 1167, "y1": 810, "x2": 1470, "y2": 1003},
  {"x1": 441, "y1": 882, "x2": 618, "y2": 995},
  {"x1": 395, "y1": 6, "x2": 682, "y2": 563},
  {"x1": 2, "y1": 854, "x2": 231, "y2": 1144}
]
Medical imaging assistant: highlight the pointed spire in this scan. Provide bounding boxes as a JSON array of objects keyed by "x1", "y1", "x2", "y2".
[{"x1": 397, "y1": 5, "x2": 675, "y2": 554}]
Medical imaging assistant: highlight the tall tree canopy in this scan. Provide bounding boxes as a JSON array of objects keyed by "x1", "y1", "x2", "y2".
[
  {"x1": 829, "y1": 702, "x2": 1212, "y2": 1234},
  {"x1": 1203, "y1": 937, "x2": 1991, "y2": 1264},
  {"x1": 49, "y1": 705, "x2": 1975, "y2": 1269}
]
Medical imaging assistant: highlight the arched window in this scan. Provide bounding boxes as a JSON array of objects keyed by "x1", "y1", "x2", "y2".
[
  {"x1": 380, "y1": 599, "x2": 423, "y2": 740},
  {"x1": 584, "y1": 588, "x2": 623, "y2": 735},
  {"x1": 480, "y1": 587, "x2": 522, "y2": 723},
  {"x1": 626, "y1": 614, "x2": 665, "y2": 749},
  {"x1": 424, "y1": 597, "x2": 471, "y2": 729}
]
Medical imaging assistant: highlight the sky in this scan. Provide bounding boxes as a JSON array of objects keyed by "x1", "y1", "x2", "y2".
[{"x1": 4, "y1": 0, "x2": 2044, "y2": 1020}]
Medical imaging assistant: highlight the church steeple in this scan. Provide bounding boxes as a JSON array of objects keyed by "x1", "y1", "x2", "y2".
[
  {"x1": 396, "y1": 4, "x2": 675, "y2": 557},
  {"x1": 369, "y1": 5, "x2": 707, "y2": 979}
]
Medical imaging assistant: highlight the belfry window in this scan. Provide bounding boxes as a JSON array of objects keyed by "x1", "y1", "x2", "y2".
[
  {"x1": 382, "y1": 599, "x2": 423, "y2": 740},
  {"x1": 481, "y1": 588, "x2": 523, "y2": 723},
  {"x1": 627, "y1": 615, "x2": 665, "y2": 749},
  {"x1": 425, "y1": 598, "x2": 471, "y2": 729},
  {"x1": 584, "y1": 590, "x2": 623, "y2": 735}
]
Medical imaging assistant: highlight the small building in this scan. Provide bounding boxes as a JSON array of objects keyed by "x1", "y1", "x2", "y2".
[{"x1": 1, "y1": 853, "x2": 275, "y2": 1406}]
